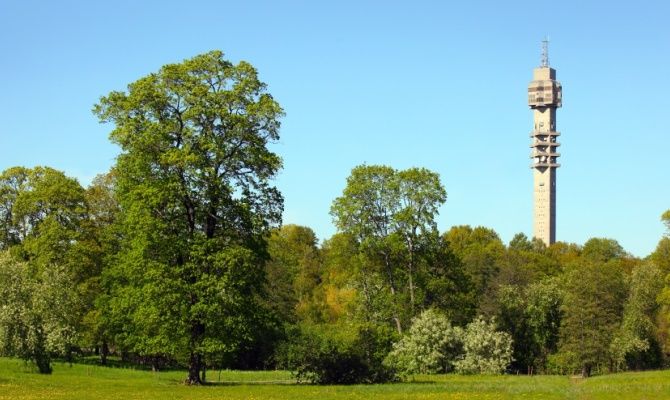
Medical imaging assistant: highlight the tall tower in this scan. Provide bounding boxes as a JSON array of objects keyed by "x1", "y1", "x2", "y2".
[{"x1": 528, "y1": 39, "x2": 562, "y2": 245}]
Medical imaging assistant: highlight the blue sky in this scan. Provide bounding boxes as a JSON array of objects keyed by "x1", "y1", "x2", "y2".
[{"x1": 1, "y1": 0, "x2": 668, "y2": 256}]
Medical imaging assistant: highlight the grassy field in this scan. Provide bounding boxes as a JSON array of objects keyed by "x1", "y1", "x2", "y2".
[{"x1": 1, "y1": 358, "x2": 670, "y2": 400}]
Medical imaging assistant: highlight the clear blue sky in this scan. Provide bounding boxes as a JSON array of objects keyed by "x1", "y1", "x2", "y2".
[{"x1": 1, "y1": 0, "x2": 668, "y2": 256}]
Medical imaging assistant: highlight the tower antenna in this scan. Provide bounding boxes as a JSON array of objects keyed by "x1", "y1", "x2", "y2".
[{"x1": 541, "y1": 37, "x2": 549, "y2": 67}]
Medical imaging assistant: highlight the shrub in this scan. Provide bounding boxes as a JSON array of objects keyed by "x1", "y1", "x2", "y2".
[
  {"x1": 278, "y1": 323, "x2": 397, "y2": 384},
  {"x1": 454, "y1": 316, "x2": 514, "y2": 374},
  {"x1": 384, "y1": 309, "x2": 462, "y2": 375}
]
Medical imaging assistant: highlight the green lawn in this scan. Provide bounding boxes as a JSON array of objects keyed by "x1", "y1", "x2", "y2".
[{"x1": 1, "y1": 358, "x2": 669, "y2": 399}]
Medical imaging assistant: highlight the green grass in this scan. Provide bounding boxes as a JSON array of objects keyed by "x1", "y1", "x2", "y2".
[{"x1": 1, "y1": 357, "x2": 670, "y2": 399}]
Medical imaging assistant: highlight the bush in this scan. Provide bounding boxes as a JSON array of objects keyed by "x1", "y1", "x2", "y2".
[
  {"x1": 384, "y1": 309, "x2": 463, "y2": 375},
  {"x1": 454, "y1": 316, "x2": 514, "y2": 374},
  {"x1": 277, "y1": 323, "x2": 397, "y2": 384}
]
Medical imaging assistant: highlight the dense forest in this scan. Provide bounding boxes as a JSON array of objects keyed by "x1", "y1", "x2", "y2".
[{"x1": 1, "y1": 51, "x2": 669, "y2": 384}]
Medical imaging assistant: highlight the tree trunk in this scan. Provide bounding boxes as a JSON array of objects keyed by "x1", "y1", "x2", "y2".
[
  {"x1": 384, "y1": 252, "x2": 402, "y2": 335},
  {"x1": 35, "y1": 355, "x2": 52, "y2": 374},
  {"x1": 34, "y1": 330, "x2": 52, "y2": 374},
  {"x1": 151, "y1": 356, "x2": 160, "y2": 372},
  {"x1": 100, "y1": 341, "x2": 109, "y2": 366},
  {"x1": 408, "y1": 238, "x2": 415, "y2": 314},
  {"x1": 581, "y1": 364, "x2": 591, "y2": 378},
  {"x1": 186, "y1": 319, "x2": 205, "y2": 384},
  {"x1": 393, "y1": 317, "x2": 403, "y2": 335},
  {"x1": 187, "y1": 351, "x2": 202, "y2": 385}
]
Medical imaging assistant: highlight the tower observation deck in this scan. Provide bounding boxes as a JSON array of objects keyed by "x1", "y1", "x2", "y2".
[{"x1": 528, "y1": 40, "x2": 562, "y2": 245}]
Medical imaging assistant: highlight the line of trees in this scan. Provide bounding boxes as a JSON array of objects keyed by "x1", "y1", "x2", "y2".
[{"x1": 1, "y1": 51, "x2": 669, "y2": 383}]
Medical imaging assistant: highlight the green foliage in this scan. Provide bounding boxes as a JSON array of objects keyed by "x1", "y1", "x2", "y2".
[
  {"x1": 94, "y1": 50, "x2": 283, "y2": 384},
  {"x1": 581, "y1": 238, "x2": 626, "y2": 263},
  {"x1": 662, "y1": 210, "x2": 670, "y2": 234},
  {"x1": 384, "y1": 309, "x2": 462, "y2": 375},
  {"x1": 443, "y1": 226, "x2": 505, "y2": 310},
  {"x1": 453, "y1": 316, "x2": 514, "y2": 375},
  {"x1": 265, "y1": 225, "x2": 323, "y2": 324},
  {"x1": 330, "y1": 165, "x2": 447, "y2": 332},
  {"x1": 556, "y1": 260, "x2": 627, "y2": 376},
  {"x1": 610, "y1": 263, "x2": 663, "y2": 371},
  {"x1": 76, "y1": 172, "x2": 120, "y2": 364},
  {"x1": 0, "y1": 252, "x2": 83, "y2": 373},
  {"x1": 0, "y1": 166, "x2": 91, "y2": 373},
  {"x1": 496, "y1": 279, "x2": 562, "y2": 373},
  {"x1": 509, "y1": 233, "x2": 534, "y2": 252},
  {"x1": 651, "y1": 237, "x2": 670, "y2": 274},
  {"x1": 278, "y1": 323, "x2": 397, "y2": 384},
  {"x1": 0, "y1": 166, "x2": 87, "y2": 263},
  {"x1": 421, "y1": 235, "x2": 475, "y2": 325}
]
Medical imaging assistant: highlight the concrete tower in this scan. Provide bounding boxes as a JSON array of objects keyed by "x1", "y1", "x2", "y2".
[{"x1": 528, "y1": 40, "x2": 562, "y2": 245}]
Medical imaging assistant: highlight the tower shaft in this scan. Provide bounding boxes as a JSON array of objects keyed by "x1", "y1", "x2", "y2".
[{"x1": 528, "y1": 59, "x2": 562, "y2": 245}]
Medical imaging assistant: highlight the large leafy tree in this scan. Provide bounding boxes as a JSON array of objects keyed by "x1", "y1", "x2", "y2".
[
  {"x1": 0, "y1": 166, "x2": 87, "y2": 372},
  {"x1": 556, "y1": 259, "x2": 626, "y2": 377},
  {"x1": 94, "y1": 51, "x2": 283, "y2": 384},
  {"x1": 331, "y1": 165, "x2": 402, "y2": 330},
  {"x1": 330, "y1": 165, "x2": 447, "y2": 333}
]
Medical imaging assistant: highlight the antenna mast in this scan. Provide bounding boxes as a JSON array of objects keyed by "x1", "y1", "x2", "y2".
[{"x1": 541, "y1": 38, "x2": 549, "y2": 67}]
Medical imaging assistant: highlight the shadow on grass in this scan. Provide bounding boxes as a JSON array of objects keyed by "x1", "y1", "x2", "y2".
[
  {"x1": 202, "y1": 380, "x2": 297, "y2": 387},
  {"x1": 71, "y1": 356, "x2": 184, "y2": 372},
  {"x1": 200, "y1": 379, "x2": 438, "y2": 387}
]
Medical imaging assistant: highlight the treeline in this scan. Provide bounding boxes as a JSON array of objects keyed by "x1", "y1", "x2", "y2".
[{"x1": 1, "y1": 51, "x2": 669, "y2": 384}]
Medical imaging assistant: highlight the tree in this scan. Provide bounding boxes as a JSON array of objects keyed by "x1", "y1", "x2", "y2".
[
  {"x1": 0, "y1": 252, "x2": 51, "y2": 373},
  {"x1": 93, "y1": 51, "x2": 284, "y2": 384},
  {"x1": 319, "y1": 233, "x2": 361, "y2": 323},
  {"x1": 496, "y1": 279, "x2": 561, "y2": 374},
  {"x1": 556, "y1": 259, "x2": 626, "y2": 377},
  {"x1": 421, "y1": 235, "x2": 475, "y2": 325},
  {"x1": 78, "y1": 172, "x2": 121, "y2": 365},
  {"x1": 331, "y1": 165, "x2": 403, "y2": 332},
  {"x1": 0, "y1": 166, "x2": 87, "y2": 264},
  {"x1": 443, "y1": 226, "x2": 505, "y2": 312},
  {"x1": 650, "y1": 237, "x2": 670, "y2": 274},
  {"x1": 581, "y1": 238, "x2": 626, "y2": 264},
  {"x1": 662, "y1": 210, "x2": 670, "y2": 234},
  {"x1": 394, "y1": 168, "x2": 447, "y2": 313},
  {"x1": 330, "y1": 165, "x2": 447, "y2": 333},
  {"x1": 610, "y1": 263, "x2": 663, "y2": 370},
  {"x1": 0, "y1": 251, "x2": 83, "y2": 373},
  {"x1": 0, "y1": 166, "x2": 88, "y2": 370},
  {"x1": 265, "y1": 225, "x2": 323, "y2": 324},
  {"x1": 509, "y1": 233, "x2": 533, "y2": 252}
]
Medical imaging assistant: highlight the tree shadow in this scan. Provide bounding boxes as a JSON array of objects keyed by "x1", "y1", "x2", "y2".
[{"x1": 198, "y1": 380, "x2": 296, "y2": 387}]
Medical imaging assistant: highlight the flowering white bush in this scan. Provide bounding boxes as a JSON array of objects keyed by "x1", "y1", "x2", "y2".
[
  {"x1": 454, "y1": 316, "x2": 513, "y2": 374},
  {"x1": 384, "y1": 309, "x2": 462, "y2": 375}
]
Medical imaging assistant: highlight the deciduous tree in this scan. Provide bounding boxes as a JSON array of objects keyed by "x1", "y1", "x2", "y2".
[
  {"x1": 556, "y1": 260, "x2": 626, "y2": 377},
  {"x1": 94, "y1": 50, "x2": 283, "y2": 384},
  {"x1": 330, "y1": 165, "x2": 446, "y2": 333}
]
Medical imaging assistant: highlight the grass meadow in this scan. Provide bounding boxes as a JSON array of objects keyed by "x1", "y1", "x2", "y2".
[{"x1": 1, "y1": 358, "x2": 670, "y2": 399}]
